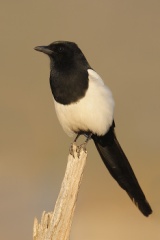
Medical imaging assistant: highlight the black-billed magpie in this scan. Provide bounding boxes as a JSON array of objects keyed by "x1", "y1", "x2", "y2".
[{"x1": 34, "y1": 41, "x2": 152, "y2": 217}]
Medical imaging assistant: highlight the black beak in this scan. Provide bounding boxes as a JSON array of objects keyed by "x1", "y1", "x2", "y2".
[{"x1": 34, "y1": 45, "x2": 53, "y2": 55}]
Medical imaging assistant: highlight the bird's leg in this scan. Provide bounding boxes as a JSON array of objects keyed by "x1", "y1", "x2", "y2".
[
  {"x1": 77, "y1": 133, "x2": 92, "y2": 156},
  {"x1": 84, "y1": 132, "x2": 93, "y2": 145},
  {"x1": 74, "y1": 133, "x2": 81, "y2": 143},
  {"x1": 69, "y1": 133, "x2": 81, "y2": 156},
  {"x1": 69, "y1": 132, "x2": 92, "y2": 157}
]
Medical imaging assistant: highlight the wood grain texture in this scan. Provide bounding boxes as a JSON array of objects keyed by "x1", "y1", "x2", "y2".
[{"x1": 33, "y1": 144, "x2": 87, "y2": 240}]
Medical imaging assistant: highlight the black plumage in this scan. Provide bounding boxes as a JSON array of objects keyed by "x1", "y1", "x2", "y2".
[{"x1": 92, "y1": 122, "x2": 152, "y2": 217}]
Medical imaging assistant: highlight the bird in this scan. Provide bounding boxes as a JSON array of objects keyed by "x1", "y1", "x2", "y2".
[{"x1": 34, "y1": 41, "x2": 152, "y2": 217}]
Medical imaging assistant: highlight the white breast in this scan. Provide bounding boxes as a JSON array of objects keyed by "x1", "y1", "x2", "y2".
[{"x1": 54, "y1": 69, "x2": 115, "y2": 137}]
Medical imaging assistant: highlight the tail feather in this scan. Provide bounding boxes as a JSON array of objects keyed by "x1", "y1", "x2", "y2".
[{"x1": 92, "y1": 124, "x2": 152, "y2": 217}]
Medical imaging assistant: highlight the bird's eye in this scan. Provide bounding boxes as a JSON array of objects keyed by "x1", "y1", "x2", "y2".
[{"x1": 58, "y1": 46, "x2": 64, "y2": 53}]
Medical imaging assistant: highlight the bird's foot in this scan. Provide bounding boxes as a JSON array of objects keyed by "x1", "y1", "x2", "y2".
[
  {"x1": 69, "y1": 142, "x2": 86, "y2": 158},
  {"x1": 69, "y1": 142, "x2": 77, "y2": 157},
  {"x1": 77, "y1": 143, "x2": 87, "y2": 157},
  {"x1": 69, "y1": 132, "x2": 92, "y2": 158},
  {"x1": 69, "y1": 133, "x2": 81, "y2": 157}
]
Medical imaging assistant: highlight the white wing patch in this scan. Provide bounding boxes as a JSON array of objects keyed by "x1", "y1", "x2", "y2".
[{"x1": 54, "y1": 69, "x2": 115, "y2": 137}]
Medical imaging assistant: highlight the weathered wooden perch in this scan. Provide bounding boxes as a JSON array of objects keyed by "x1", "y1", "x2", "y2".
[{"x1": 33, "y1": 143, "x2": 88, "y2": 240}]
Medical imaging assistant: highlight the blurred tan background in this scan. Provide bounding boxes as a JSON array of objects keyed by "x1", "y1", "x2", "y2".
[{"x1": 0, "y1": 1, "x2": 160, "y2": 239}]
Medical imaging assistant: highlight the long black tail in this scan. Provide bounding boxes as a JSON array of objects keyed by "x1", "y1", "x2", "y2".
[{"x1": 92, "y1": 124, "x2": 152, "y2": 217}]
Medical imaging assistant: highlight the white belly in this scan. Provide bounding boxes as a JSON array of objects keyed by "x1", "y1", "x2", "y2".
[{"x1": 54, "y1": 69, "x2": 115, "y2": 137}]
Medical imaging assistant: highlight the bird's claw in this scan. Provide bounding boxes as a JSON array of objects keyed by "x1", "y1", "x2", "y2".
[
  {"x1": 77, "y1": 143, "x2": 87, "y2": 157},
  {"x1": 69, "y1": 142, "x2": 87, "y2": 158},
  {"x1": 69, "y1": 142, "x2": 76, "y2": 157}
]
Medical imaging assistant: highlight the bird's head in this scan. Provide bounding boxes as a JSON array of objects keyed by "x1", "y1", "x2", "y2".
[{"x1": 34, "y1": 41, "x2": 89, "y2": 70}]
